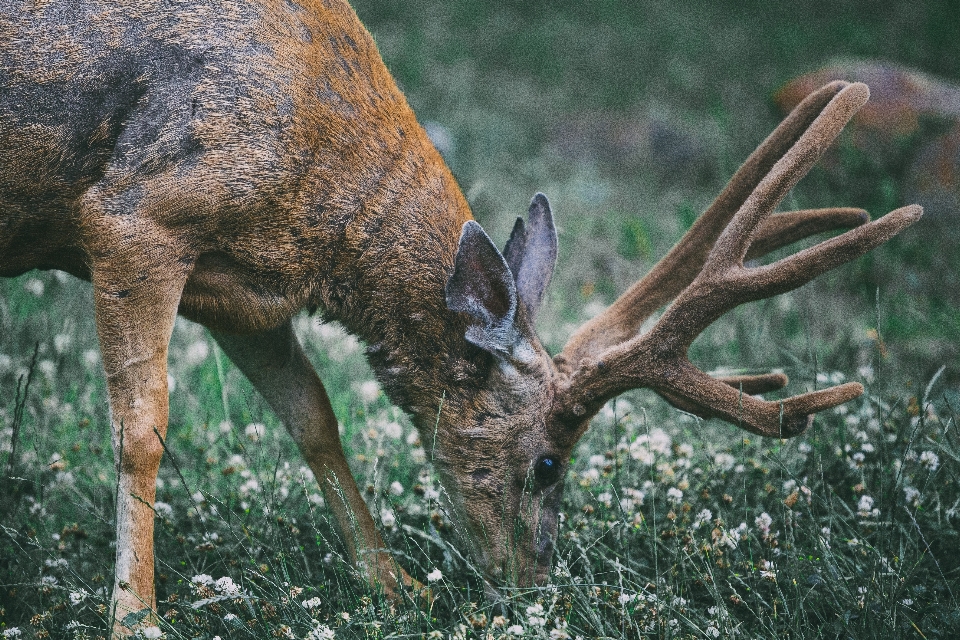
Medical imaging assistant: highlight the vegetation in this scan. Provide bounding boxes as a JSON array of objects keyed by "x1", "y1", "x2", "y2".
[{"x1": 2, "y1": 0, "x2": 958, "y2": 637}]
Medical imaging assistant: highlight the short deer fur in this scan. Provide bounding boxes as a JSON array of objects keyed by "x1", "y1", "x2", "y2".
[{"x1": 0, "y1": 1, "x2": 920, "y2": 635}]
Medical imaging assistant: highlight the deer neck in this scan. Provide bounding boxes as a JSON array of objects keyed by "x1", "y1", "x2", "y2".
[{"x1": 314, "y1": 137, "x2": 474, "y2": 422}]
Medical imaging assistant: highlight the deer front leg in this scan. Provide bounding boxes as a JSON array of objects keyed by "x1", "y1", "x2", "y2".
[
  {"x1": 90, "y1": 252, "x2": 190, "y2": 637},
  {"x1": 211, "y1": 321, "x2": 417, "y2": 598}
]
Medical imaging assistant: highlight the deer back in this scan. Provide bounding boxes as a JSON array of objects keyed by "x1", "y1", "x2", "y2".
[{"x1": 0, "y1": 0, "x2": 471, "y2": 336}]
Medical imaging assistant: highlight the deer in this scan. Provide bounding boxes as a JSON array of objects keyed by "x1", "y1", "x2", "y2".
[
  {"x1": 777, "y1": 59, "x2": 960, "y2": 223},
  {"x1": 0, "y1": 1, "x2": 921, "y2": 636}
]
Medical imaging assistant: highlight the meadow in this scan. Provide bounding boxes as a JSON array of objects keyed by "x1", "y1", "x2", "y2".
[{"x1": 2, "y1": 0, "x2": 959, "y2": 638}]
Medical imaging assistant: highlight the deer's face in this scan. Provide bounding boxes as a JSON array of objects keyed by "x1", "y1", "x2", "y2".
[
  {"x1": 439, "y1": 196, "x2": 583, "y2": 587},
  {"x1": 432, "y1": 338, "x2": 579, "y2": 587}
]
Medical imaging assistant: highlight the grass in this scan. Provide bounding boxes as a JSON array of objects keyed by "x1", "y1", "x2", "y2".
[{"x1": 2, "y1": 0, "x2": 960, "y2": 638}]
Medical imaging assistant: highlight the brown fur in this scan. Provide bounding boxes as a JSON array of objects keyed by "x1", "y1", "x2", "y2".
[{"x1": 0, "y1": 3, "x2": 920, "y2": 637}]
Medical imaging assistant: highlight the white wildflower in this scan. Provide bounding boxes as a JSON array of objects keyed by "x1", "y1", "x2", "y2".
[
  {"x1": 23, "y1": 277, "x2": 44, "y2": 296},
  {"x1": 904, "y1": 486, "x2": 921, "y2": 505},
  {"x1": 755, "y1": 512, "x2": 772, "y2": 535},
  {"x1": 83, "y1": 349, "x2": 101, "y2": 367},
  {"x1": 759, "y1": 559, "x2": 777, "y2": 581},
  {"x1": 666, "y1": 487, "x2": 683, "y2": 504},
  {"x1": 69, "y1": 590, "x2": 88, "y2": 606},
  {"x1": 302, "y1": 597, "x2": 322, "y2": 609},
  {"x1": 53, "y1": 333, "x2": 72, "y2": 354},
  {"x1": 526, "y1": 602, "x2": 547, "y2": 627},
  {"x1": 355, "y1": 380, "x2": 380, "y2": 404},
  {"x1": 919, "y1": 450, "x2": 939, "y2": 471},
  {"x1": 383, "y1": 421, "x2": 403, "y2": 439},
  {"x1": 692, "y1": 508, "x2": 712, "y2": 530},
  {"x1": 38, "y1": 359, "x2": 55, "y2": 379},
  {"x1": 380, "y1": 508, "x2": 396, "y2": 528},
  {"x1": 549, "y1": 625, "x2": 571, "y2": 639},
  {"x1": 580, "y1": 468, "x2": 600, "y2": 484},
  {"x1": 191, "y1": 574, "x2": 214, "y2": 588},
  {"x1": 153, "y1": 501, "x2": 173, "y2": 518},
  {"x1": 630, "y1": 428, "x2": 672, "y2": 463},
  {"x1": 714, "y1": 452, "x2": 735, "y2": 471},
  {"x1": 184, "y1": 340, "x2": 210, "y2": 366},
  {"x1": 389, "y1": 481, "x2": 404, "y2": 496},
  {"x1": 857, "y1": 495, "x2": 875, "y2": 516},
  {"x1": 426, "y1": 568, "x2": 443, "y2": 582},
  {"x1": 1, "y1": 629, "x2": 21, "y2": 638},
  {"x1": 139, "y1": 627, "x2": 163, "y2": 639},
  {"x1": 244, "y1": 422, "x2": 266, "y2": 441},
  {"x1": 507, "y1": 625, "x2": 525, "y2": 635},
  {"x1": 214, "y1": 576, "x2": 241, "y2": 596},
  {"x1": 307, "y1": 624, "x2": 336, "y2": 640}
]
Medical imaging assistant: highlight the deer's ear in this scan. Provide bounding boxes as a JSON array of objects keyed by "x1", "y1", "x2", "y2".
[
  {"x1": 502, "y1": 193, "x2": 557, "y2": 320},
  {"x1": 447, "y1": 221, "x2": 520, "y2": 355}
]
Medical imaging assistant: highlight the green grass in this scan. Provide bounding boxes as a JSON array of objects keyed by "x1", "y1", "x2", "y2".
[{"x1": 3, "y1": 0, "x2": 960, "y2": 638}]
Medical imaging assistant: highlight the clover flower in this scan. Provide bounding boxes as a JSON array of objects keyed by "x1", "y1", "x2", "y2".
[
  {"x1": 920, "y1": 450, "x2": 939, "y2": 471},
  {"x1": 755, "y1": 512, "x2": 773, "y2": 535},
  {"x1": 214, "y1": 576, "x2": 241, "y2": 596}
]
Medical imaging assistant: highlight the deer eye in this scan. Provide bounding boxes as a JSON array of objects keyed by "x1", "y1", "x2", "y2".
[{"x1": 533, "y1": 456, "x2": 562, "y2": 486}]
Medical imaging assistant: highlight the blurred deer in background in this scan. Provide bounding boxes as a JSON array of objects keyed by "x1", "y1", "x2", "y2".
[
  {"x1": 777, "y1": 59, "x2": 960, "y2": 221},
  {"x1": 0, "y1": 1, "x2": 920, "y2": 635}
]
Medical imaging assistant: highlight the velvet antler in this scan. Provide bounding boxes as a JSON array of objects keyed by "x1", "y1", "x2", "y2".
[{"x1": 553, "y1": 81, "x2": 921, "y2": 437}]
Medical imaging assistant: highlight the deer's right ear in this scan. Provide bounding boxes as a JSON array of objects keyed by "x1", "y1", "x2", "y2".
[
  {"x1": 502, "y1": 193, "x2": 558, "y2": 320},
  {"x1": 446, "y1": 221, "x2": 520, "y2": 355}
]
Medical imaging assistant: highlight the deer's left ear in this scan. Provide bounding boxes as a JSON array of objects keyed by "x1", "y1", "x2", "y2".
[{"x1": 446, "y1": 221, "x2": 521, "y2": 355}]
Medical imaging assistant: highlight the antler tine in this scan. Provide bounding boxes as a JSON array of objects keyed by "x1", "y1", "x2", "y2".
[
  {"x1": 745, "y1": 208, "x2": 868, "y2": 261},
  {"x1": 557, "y1": 81, "x2": 858, "y2": 372},
  {"x1": 553, "y1": 82, "x2": 922, "y2": 437},
  {"x1": 698, "y1": 82, "x2": 870, "y2": 278}
]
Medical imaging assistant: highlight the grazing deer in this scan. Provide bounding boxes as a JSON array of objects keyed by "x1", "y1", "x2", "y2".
[{"x1": 0, "y1": 1, "x2": 920, "y2": 635}]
